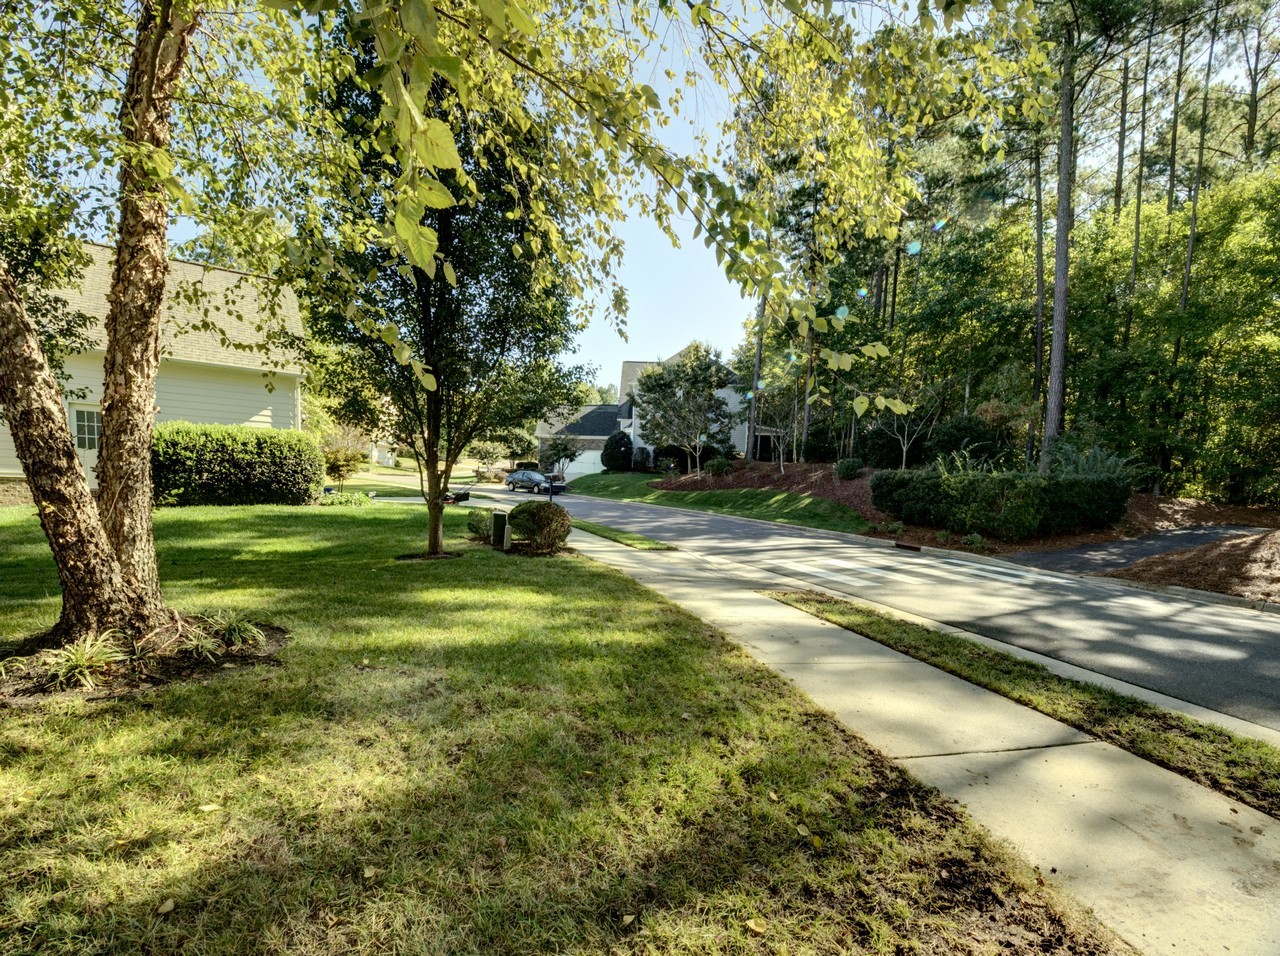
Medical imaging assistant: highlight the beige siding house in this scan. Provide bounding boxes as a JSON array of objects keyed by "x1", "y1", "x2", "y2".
[{"x1": 0, "y1": 244, "x2": 304, "y2": 495}]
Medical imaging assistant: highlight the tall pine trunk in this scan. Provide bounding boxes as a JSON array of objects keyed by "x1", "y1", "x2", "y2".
[
  {"x1": 1167, "y1": 23, "x2": 1188, "y2": 215},
  {"x1": 1026, "y1": 142, "x2": 1047, "y2": 467},
  {"x1": 1113, "y1": 57, "x2": 1129, "y2": 218},
  {"x1": 1040, "y1": 28, "x2": 1075, "y2": 471},
  {"x1": 1125, "y1": 25, "x2": 1154, "y2": 350}
]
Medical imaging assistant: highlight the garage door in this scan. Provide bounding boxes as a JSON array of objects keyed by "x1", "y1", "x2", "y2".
[{"x1": 566, "y1": 451, "x2": 602, "y2": 478}]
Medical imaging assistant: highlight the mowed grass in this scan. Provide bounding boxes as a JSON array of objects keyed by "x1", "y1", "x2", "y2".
[
  {"x1": 570, "y1": 471, "x2": 869, "y2": 535},
  {"x1": 569, "y1": 519, "x2": 677, "y2": 551},
  {"x1": 772, "y1": 590, "x2": 1280, "y2": 821},
  {"x1": 0, "y1": 507, "x2": 1123, "y2": 955}
]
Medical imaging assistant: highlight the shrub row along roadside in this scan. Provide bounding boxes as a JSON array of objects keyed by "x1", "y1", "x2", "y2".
[
  {"x1": 770, "y1": 590, "x2": 1280, "y2": 820},
  {"x1": 570, "y1": 471, "x2": 868, "y2": 535},
  {"x1": 0, "y1": 506, "x2": 1127, "y2": 955}
]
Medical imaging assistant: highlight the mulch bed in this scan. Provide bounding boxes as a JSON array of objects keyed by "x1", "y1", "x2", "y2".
[{"x1": 1104, "y1": 529, "x2": 1280, "y2": 605}]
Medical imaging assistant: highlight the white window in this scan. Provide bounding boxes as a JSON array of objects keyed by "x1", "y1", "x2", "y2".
[{"x1": 74, "y1": 408, "x2": 102, "y2": 451}]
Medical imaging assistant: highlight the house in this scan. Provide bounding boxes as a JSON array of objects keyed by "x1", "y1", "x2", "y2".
[
  {"x1": 537, "y1": 346, "x2": 753, "y2": 477},
  {"x1": 0, "y1": 243, "x2": 304, "y2": 501}
]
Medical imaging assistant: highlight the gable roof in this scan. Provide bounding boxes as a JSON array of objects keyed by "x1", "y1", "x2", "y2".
[
  {"x1": 57, "y1": 243, "x2": 304, "y2": 375},
  {"x1": 553, "y1": 404, "x2": 620, "y2": 437}
]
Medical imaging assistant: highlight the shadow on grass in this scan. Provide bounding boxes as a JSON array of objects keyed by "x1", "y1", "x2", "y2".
[{"x1": 0, "y1": 505, "x2": 1109, "y2": 955}]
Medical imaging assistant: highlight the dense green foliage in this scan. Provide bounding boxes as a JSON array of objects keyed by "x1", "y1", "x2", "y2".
[
  {"x1": 466, "y1": 507, "x2": 494, "y2": 540},
  {"x1": 870, "y1": 459, "x2": 1131, "y2": 541},
  {"x1": 151, "y1": 422, "x2": 323, "y2": 507},
  {"x1": 508, "y1": 500, "x2": 572, "y2": 553},
  {"x1": 600, "y1": 431, "x2": 633, "y2": 472}
]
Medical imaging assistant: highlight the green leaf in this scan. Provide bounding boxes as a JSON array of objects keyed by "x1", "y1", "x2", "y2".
[
  {"x1": 507, "y1": 2, "x2": 537, "y2": 35},
  {"x1": 853, "y1": 395, "x2": 870, "y2": 417},
  {"x1": 443, "y1": 261, "x2": 457, "y2": 287},
  {"x1": 416, "y1": 118, "x2": 462, "y2": 170}
]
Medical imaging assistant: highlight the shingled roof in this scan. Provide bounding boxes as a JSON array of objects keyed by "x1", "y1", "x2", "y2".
[
  {"x1": 554, "y1": 404, "x2": 621, "y2": 438},
  {"x1": 58, "y1": 243, "x2": 304, "y2": 375}
]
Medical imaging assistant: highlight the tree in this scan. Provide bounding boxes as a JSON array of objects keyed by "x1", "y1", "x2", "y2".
[
  {"x1": 466, "y1": 440, "x2": 505, "y2": 476},
  {"x1": 541, "y1": 435, "x2": 582, "y2": 478},
  {"x1": 1, "y1": 0, "x2": 1041, "y2": 645},
  {"x1": 600, "y1": 430, "x2": 633, "y2": 471},
  {"x1": 632, "y1": 344, "x2": 735, "y2": 478}
]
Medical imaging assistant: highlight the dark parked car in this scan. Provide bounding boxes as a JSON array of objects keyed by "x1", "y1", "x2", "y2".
[{"x1": 505, "y1": 470, "x2": 566, "y2": 495}]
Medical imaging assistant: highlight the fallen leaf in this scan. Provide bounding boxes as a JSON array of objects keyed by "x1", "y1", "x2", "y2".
[
  {"x1": 745, "y1": 917, "x2": 768, "y2": 935},
  {"x1": 156, "y1": 898, "x2": 176, "y2": 915},
  {"x1": 768, "y1": 791, "x2": 779, "y2": 802},
  {"x1": 795, "y1": 824, "x2": 810, "y2": 837},
  {"x1": 621, "y1": 914, "x2": 635, "y2": 926},
  {"x1": 197, "y1": 804, "x2": 221, "y2": 813},
  {"x1": 811, "y1": 835, "x2": 822, "y2": 849},
  {"x1": 680, "y1": 713, "x2": 692, "y2": 720},
  {"x1": 363, "y1": 866, "x2": 379, "y2": 879}
]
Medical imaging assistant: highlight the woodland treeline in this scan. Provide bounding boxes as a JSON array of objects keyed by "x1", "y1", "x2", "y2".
[{"x1": 734, "y1": 0, "x2": 1280, "y2": 506}]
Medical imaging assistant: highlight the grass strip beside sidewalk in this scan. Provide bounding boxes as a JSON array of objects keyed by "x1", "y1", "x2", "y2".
[
  {"x1": 570, "y1": 518, "x2": 677, "y2": 551},
  {"x1": 0, "y1": 506, "x2": 1126, "y2": 955},
  {"x1": 771, "y1": 590, "x2": 1280, "y2": 821},
  {"x1": 570, "y1": 471, "x2": 868, "y2": 535}
]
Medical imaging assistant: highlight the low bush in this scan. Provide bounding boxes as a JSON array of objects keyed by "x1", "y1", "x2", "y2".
[
  {"x1": 515, "y1": 460, "x2": 540, "y2": 471},
  {"x1": 152, "y1": 422, "x2": 324, "y2": 506},
  {"x1": 317, "y1": 491, "x2": 374, "y2": 507},
  {"x1": 705, "y1": 457, "x2": 733, "y2": 477},
  {"x1": 601, "y1": 431, "x2": 633, "y2": 471},
  {"x1": 508, "y1": 500, "x2": 572, "y2": 554},
  {"x1": 632, "y1": 446, "x2": 651, "y2": 470},
  {"x1": 801, "y1": 424, "x2": 839, "y2": 464},
  {"x1": 466, "y1": 508, "x2": 493, "y2": 541},
  {"x1": 871, "y1": 454, "x2": 1131, "y2": 541},
  {"x1": 835, "y1": 457, "x2": 863, "y2": 480}
]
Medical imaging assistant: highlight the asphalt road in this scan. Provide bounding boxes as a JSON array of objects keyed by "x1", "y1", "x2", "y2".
[{"x1": 484, "y1": 487, "x2": 1280, "y2": 732}]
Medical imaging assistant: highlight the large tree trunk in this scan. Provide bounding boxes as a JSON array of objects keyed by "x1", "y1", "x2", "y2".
[
  {"x1": 1180, "y1": 3, "x2": 1219, "y2": 312},
  {"x1": 0, "y1": 260, "x2": 152, "y2": 647},
  {"x1": 1125, "y1": 25, "x2": 1154, "y2": 350},
  {"x1": 1040, "y1": 28, "x2": 1075, "y2": 472},
  {"x1": 1167, "y1": 23, "x2": 1188, "y2": 215},
  {"x1": 1026, "y1": 140, "x2": 1047, "y2": 468},
  {"x1": 1113, "y1": 56, "x2": 1129, "y2": 218},
  {"x1": 97, "y1": 0, "x2": 199, "y2": 626}
]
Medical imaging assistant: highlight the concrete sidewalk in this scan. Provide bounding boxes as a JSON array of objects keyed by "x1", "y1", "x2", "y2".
[{"x1": 568, "y1": 529, "x2": 1280, "y2": 956}]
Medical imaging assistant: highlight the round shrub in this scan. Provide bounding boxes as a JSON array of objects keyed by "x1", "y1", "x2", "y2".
[
  {"x1": 601, "y1": 430, "x2": 633, "y2": 471},
  {"x1": 835, "y1": 457, "x2": 863, "y2": 480},
  {"x1": 705, "y1": 457, "x2": 733, "y2": 477},
  {"x1": 632, "y1": 446, "x2": 651, "y2": 470},
  {"x1": 152, "y1": 422, "x2": 324, "y2": 506},
  {"x1": 508, "y1": 500, "x2": 572, "y2": 553},
  {"x1": 466, "y1": 508, "x2": 494, "y2": 540}
]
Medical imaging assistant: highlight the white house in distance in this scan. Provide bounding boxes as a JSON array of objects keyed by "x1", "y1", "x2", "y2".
[
  {"x1": 0, "y1": 244, "x2": 304, "y2": 502},
  {"x1": 537, "y1": 345, "x2": 749, "y2": 478}
]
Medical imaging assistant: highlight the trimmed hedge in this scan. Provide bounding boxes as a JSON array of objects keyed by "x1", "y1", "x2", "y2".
[
  {"x1": 508, "y1": 500, "x2": 572, "y2": 553},
  {"x1": 705, "y1": 457, "x2": 733, "y2": 477},
  {"x1": 152, "y1": 422, "x2": 324, "y2": 506},
  {"x1": 601, "y1": 431, "x2": 633, "y2": 471},
  {"x1": 870, "y1": 467, "x2": 1130, "y2": 540},
  {"x1": 835, "y1": 457, "x2": 863, "y2": 480}
]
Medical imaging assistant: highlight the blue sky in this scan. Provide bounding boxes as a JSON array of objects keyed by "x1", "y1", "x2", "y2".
[{"x1": 572, "y1": 211, "x2": 756, "y2": 395}]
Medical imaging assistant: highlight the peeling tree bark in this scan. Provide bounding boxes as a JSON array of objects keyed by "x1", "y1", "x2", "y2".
[
  {"x1": 0, "y1": 260, "x2": 146, "y2": 646},
  {"x1": 97, "y1": 0, "x2": 200, "y2": 624}
]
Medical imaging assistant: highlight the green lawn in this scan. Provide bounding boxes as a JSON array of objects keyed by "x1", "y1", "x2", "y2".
[
  {"x1": 772, "y1": 590, "x2": 1280, "y2": 821},
  {"x1": 570, "y1": 471, "x2": 869, "y2": 535},
  {"x1": 0, "y1": 507, "x2": 1121, "y2": 955},
  {"x1": 570, "y1": 519, "x2": 677, "y2": 551}
]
